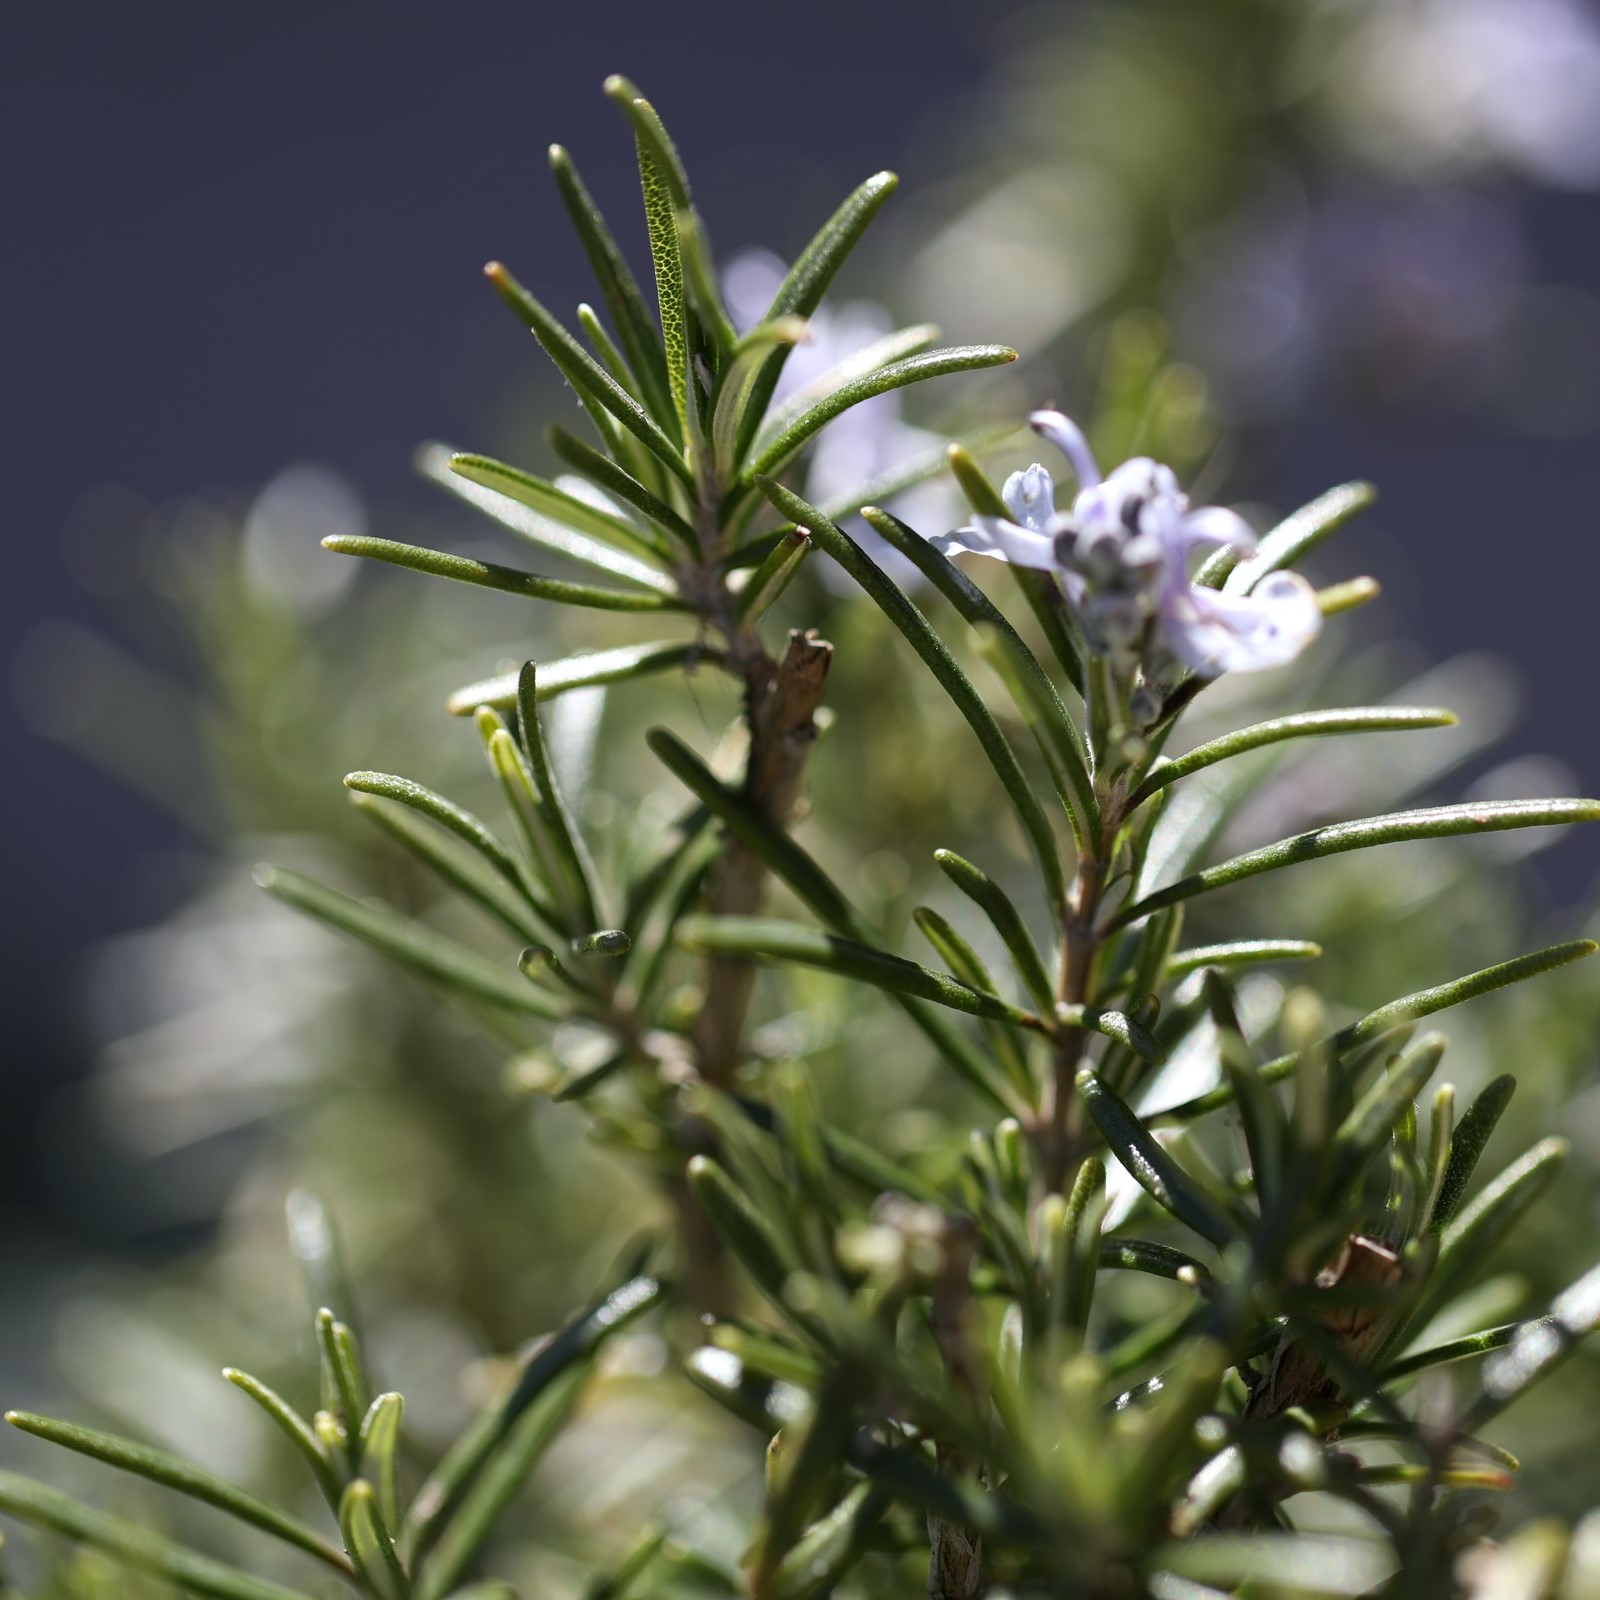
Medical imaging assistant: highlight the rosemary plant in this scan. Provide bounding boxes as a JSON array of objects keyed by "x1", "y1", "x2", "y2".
[{"x1": 7, "y1": 78, "x2": 1600, "y2": 1600}]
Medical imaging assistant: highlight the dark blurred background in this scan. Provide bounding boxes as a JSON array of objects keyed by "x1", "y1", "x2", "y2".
[{"x1": 6, "y1": 0, "x2": 1600, "y2": 1239}]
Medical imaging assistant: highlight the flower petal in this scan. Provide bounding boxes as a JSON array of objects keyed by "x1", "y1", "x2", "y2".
[
  {"x1": 932, "y1": 515, "x2": 1059, "y2": 569},
  {"x1": 1002, "y1": 463, "x2": 1058, "y2": 532},
  {"x1": 1176, "y1": 505, "x2": 1258, "y2": 556},
  {"x1": 1158, "y1": 571, "x2": 1321, "y2": 677},
  {"x1": 1029, "y1": 410, "x2": 1101, "y2": 490}
]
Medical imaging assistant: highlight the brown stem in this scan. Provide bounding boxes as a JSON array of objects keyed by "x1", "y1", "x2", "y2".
[
  {"x1": 927, "y1": 1219, "x2": 985, "y2": 1600},
  {"x1": 1044, "y1": 848, "x2": 1105, "y2": 1191},
  {"x1": 691, "y1": 626, "x2": 833, "y2": 1086},
  {"x1": 678, "y1": 623, "x2": 832, "y2": 1316}
]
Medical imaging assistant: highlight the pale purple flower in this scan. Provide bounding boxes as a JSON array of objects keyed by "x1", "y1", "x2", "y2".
[{"x1": 935, "y1": 411, "x2": 1321, "y2": 679}]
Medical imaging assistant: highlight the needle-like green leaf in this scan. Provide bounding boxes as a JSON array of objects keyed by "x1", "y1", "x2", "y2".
[
  {"x1": 517, "y1": 663, "x2": 603, "y2": 931},
  {"x1": 3, "y1": 1414, "x2": 350, "y2": 1577},
  {"x1": 1329, "y1": 1033, "x2": 1448, "y2": 1196},
  {"x1": 931, "y1": 849, "x2": 1055, "y2": 1012},
  {"x1": 686, "y1": 1156, "x2": 822, "y2": 1343},
  {"x1": 677, "y1": 915, "x2": 1039, "y2": 1026},
  {"x1": 348, "y1": 791, "x2": 548, "y2": 945},
  {"x1": 406, "y1": 1274, "x2": 663, "y2": 1560},
  {"x1": 647, "y1": 727, "x2": 1023, "y2": 1113},
  {"x1": 545, "y1": 425, "x2": 699, "y2": 551},
  {"x1": 1156, "y1": 941, "x2": 1595, "y2": 1125},
  {"x1": 339, "y1": 1480, "x2": 407, "y2": 1600},
  {"x1": 745, "y1": 346, "x2": 1016, "y2": 480},
  {"x1": 1163, "y1": 940, "x2": 1321, "y2": 982},
  {"x1": 751, "y1": 324, "x2": 940, "y2": 458},
  {"x1": 732, "y1": 171, "x2": 899, "y2": 462},
  {"x1": 254, "y1": 865, "x2": 566, "y2": 1018},
  {"x1": 446, "y1": 640, "x2": 716, "y2": 717},
  {"x1": 1076, "y1": 1070, "x2": 1238, "y2": 1247},
  {"x1": 757, "y1": 483, "x2": 1065, "y2": 907},
  {"x1": 360, "y1": 1394, "x2": 404, "y2": 1537},
  {"x1": 1114, "y1": 799, "x2": 1600, "y2": 929},
  {"x1": 859, "y1": 505, "x2": 1096, "y2": 836},
  {"x1": 711, "y1": 318, "x2": 810, "y2": 474},
  {"x1": 1376, "y1": 1323, "x2": 1518, "y2": 1384},
  {"x1": 914, "y1": 906, "x2": 1034, "y2": 1100},
  {"x1": 547, "y1": 143, "x2": 674, "y2": 426},
  {"x1": 1396, "y1": 1139, "x2": 1569, "y2": 1353},
  {"x1": 321, "y1": 534, "x2": 689, "y2": 612},
  {"x1": 1126, "y1": 707, "x2": 1457, "y2": 808},
  {"x1": 0, "y1": 1472, "x2": 316, "y2": 1600},
  {"x1": 1194, "y1": 481, "x2": 1377, "y2": 591},
  {"x1": 436, "y1": 451, "x2": 676, "y2": 586},
  {"x1": 222, "y1": 1369, "x2": 341, "y2": 1510},
  {"x1": 342, "y1": 772, "x2": 531, "y2": 902},
  {"x1": 485, "y1": 262, "x2": 692, "y2": 486},
  {"x1": 1429, "y1": 1074, "x2": 1517, "y2": 1232},
  {"x1": 735, "y1": 528, "x2": 812, "y2": 623}
]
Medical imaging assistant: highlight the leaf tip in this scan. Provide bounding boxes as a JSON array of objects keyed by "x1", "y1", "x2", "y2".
[{"x1": 251, "y1": 863, "x2": 280, "y2": 891}]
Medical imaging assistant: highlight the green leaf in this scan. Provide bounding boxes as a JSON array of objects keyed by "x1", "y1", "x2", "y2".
[
  {"x1": 316, "y1": 1309, "x2": 369, "y2": 1466},
  {"x1": 3, "y1": 1413, "x2": 350, "y2": 1577},
  {"x1": 735, "y1": 528, "x2": 812, "y2": 624},
  {"x1": 446, "y1": 640, "x2": 715, "y2": 717},
  {"x1": 343, "y1": 772, "x2": 534, "y2": 907},
  {"x1": 1471, "y1": 1263, "x2": 1600, "y2": 1421},
  {"x1": 485, "y1": 261, "x2": 692, "y2": 485},
  {"x1": 677, "y1": 915, "x2": 1038, "y2": 1025},
  {"x1": 339, "y1": 1480, "x2": 407, "y2": 1600},
  {"x1": 1075, "y1": 1070, "x2": 1238, "y2": 1248},
  {"x1": 516, "y1": 663, "x2": 603, "y2": 931},
  {"x1": 733, "y1": 171, "x2": 899, "y2": 462},
  {"x1": 1424, "y1": 1138, "x2": 1568, "y2": 1318},
  {"x1": 547, "y1": 143, "x2": 674, "y2": 426},
  {"x1": 1099, "y1": 1237, "x2": 1210, "y2": 1284},
  {"x1": 646, "y1": 727, "x2": 1020, "y2": 1113},
  {"x1": 765, "y1": 1483, "x2": 888, "y2": 1600},
  {"x1": 745, "y1": 345, "x2": 1017, "y2": 480},
  {"x1": 436, "y1": 451, "x2": 677, "y2": 587},
  {"x1": 1194, "y1": 481, "x2": 1377, "y2": 592},
  {"x1": 1329, "y1": 1033, "x2": 1447, "y2": 1196},
  {"x1": 360, "y1": 1394, "x2": 404, "y2": 1537},
  {"x1": 711, "y1": 317, "x2": 811, "y2": 473},
  {"x1": 1126, "y1": 706, "x2": 1457, "y2": 808},
  {"x1": 348, "y1": 791, "x2": 548, "y2": 946},
  {"x1": 630, "y1": 125, "x2": 689, "y2": 440},
  {"x1": 1376, "y1": 1323, "x2": 1518, "y2": 1384},
  {"x1": 686, "y1": 1156, "x2": 824, "y2": 1345},
  {"x1": 255, "y1": 865, "x2": 565, "y2": 1018},
  {"x1": 1154, "y1": 943, "x2": 1594, "y2": 1124},
  {"x1": 756, "y1": 483, "x2": 1065, "y2": 907},
  {"x1": 1429, "y1": 1074, "x2": 1517, "y2": 1232},
  {"x1": 1063, "y1": 1005, "x2": 1168, "y2": 1064},
  {"x1": 914, "y1": 906, "x2": 1034, "y2": 1100},
  {"x1": 1163, "y1": 940, "x2": 1321, "y2": 982},
  {"x1": 222, "y1": 1369, "x2": 341, "y2": 1510},
  {"x1": 321, "y1": 533, "x2": 689, "y2": 612},
  {"x1": 645, "y1": 730, "x2": 855, "y2": 931},
  {"x1": 419, "y1": 444, "x2": 675, "y2": 576},
  {"x1": 1113, "y1": 799, "x2": 1600, "y2": 929},
  {"x1": 752, "y1": 323, "x2": 940, "y2": 458},
  {"x1": 859, "y1": 506, "x2": 1096, "y2": 836},
  {"x1": 0, "y1": 1471, "x2": 315, "y2": 1600},
  {"x1": 931, "y1": 849, "x2": 1055, "y2": 1012},
  {"x1": 546, "y1": 424, "x2": 700, "y2": 550},
  {"x1": 406, "y1": 1274, "x2": 663, "y2": 1561}
]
